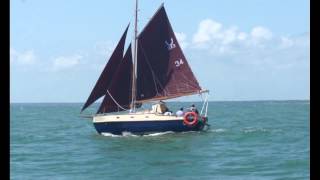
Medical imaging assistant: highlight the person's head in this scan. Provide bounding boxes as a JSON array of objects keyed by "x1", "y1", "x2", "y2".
[
  {"x1": 180, "y1": 107, "x2": 183, "y2": 111},
  {"x1": 191, "y1": 104, "x2": 195, "y2": 107}
]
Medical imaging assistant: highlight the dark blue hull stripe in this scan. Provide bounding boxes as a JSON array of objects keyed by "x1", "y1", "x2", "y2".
[{"x1": 93, "y1": 120, "x2": 204, "y2": 135}]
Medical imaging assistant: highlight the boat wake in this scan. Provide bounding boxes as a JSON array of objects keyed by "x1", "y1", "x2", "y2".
[
  {"x1": 101, "y1": 131, "x2": 175, "y2": 137},
  {"x1": 143, "y1": 131, "x2": 174, "y2": 136},
  {"x1": 243, "y1": 127, "x2": 268, "y2": 133},
  {"x1": 208, "y1": 128, "x2": 227, "y2": 133},
  {"x1": 101, "y1": 133, "x2": 122, "y2": 137},
  {"x1": 242, "y1": 127, "x2": 283, "y2": 134},
  {"x1": 101, "y1": 132, "x2": 139, "y2": 137}
]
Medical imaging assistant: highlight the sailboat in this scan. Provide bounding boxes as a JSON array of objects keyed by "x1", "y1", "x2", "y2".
[{"x1": 81, "y1": 1, "x2": 210, "y2": 135}]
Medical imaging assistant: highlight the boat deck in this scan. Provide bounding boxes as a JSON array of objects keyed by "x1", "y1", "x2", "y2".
[{"x1": 93, "y1": 112, "x2": 183, "y2": 123}]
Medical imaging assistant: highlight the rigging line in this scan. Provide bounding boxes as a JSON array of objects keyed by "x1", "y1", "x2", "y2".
[
  {"x1": 139, "y1": 44, "x2": 172, "y2": 97},
  {"x1": 139, "y1": 44, "x2": 163, "y2": 95},
  {"x1": 138, "y1": 47, "x2": 198, "y2": 98},
  {"x1": 180, "y1": 72, "x2": 200, "y2": 89},
  {"x1": 200, "y1": 92, "x2": 204, "y2": 101},
  {"x1": 155, "y1": 76, "x2": 168, "y2": 96},
  {"x1": 140, "y1": 44, "x2": 159, "y2": 94},
  {"x1": 200, "y1": 93, "x2": 207, "y2": 116},
  {"x1": 185, "y1": 75, "x2": 200, "y2": 90},
  {"x1": 205, "y1": 98, "x2": 209, "y2": 117},
  {"x1": 106, "y1": 90, "x2": 128, "y2": 111}
]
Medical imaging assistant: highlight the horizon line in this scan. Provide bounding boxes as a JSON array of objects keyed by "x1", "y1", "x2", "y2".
[{"x1": 10, "y1": 99, "x2": 310, "y2": 104}]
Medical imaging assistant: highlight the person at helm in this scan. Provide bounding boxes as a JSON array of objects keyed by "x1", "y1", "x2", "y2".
[
  {"x1": 189, "y1": 104, "x2": 199, "y2": 114},
  {"x1": 176, "y1": 107, "x2": 184, "y2": 117}
]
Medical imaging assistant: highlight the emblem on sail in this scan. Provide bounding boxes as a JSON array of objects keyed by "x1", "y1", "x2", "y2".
[
  {"x1": 165, "y1": 38, "x2": 176, "y2": 50},
  {"x1": 175, "y1": 59, "x2": 184, "y2": 67}
]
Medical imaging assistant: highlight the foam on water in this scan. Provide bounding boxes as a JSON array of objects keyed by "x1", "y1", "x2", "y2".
[
  {"x1": 101, "y1": 132, "x2": 139, "y2": 137},
  {"x1": 121, "y1": 131, "x2": 139, "y2": 137},
  {"x1": 101, "y1": 132, "x2": 121, "y2": 137},
  {"x1": 101, "y1": 131, "x2": 175, "y2": 137},
  {"x1": 210, "y1": 128, "x2": 227, "y2": 133},
  {"x1": 143, "y1": 131, "x2": 174, "y2": 136},
  {"x1": 243, "y1": 127, "x2": 268, "y2": 133}
]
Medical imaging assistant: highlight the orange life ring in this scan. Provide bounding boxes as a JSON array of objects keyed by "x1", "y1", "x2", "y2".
[{"x1": 183, "y1": 112, "x2": 198, "y2": 126}]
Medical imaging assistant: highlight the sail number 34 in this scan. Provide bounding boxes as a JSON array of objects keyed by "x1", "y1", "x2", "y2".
[{"x1": 175, "y1": 59, "x2": 184, "y2": 67}]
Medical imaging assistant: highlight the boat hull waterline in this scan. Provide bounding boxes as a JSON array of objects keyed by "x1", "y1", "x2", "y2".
[{"x1": 93, "y1": 113, "x2": 207, "y2": 135}]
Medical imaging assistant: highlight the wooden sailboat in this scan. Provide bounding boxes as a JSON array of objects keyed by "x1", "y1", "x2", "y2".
[{"x1": 81, "y1": 1, "x2": 210, "y2": 135}]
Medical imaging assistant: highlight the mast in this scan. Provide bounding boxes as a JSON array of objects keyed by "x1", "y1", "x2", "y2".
[{"x1": 131, "y1": 0, "x2": 138, "y2": 112}]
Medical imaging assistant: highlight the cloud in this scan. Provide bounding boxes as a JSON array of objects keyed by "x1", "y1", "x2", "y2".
[
  {"x1": 251, "y1": 26, "x2": 273, "y2": 40},
  {"x1": 94, "y1": 41, "x2": 116, "y2": 57},
  {"x1": 188, "y1": 28, "x2": 309, "y2": 100},
  {"x1": 175, "y1": 32, "x2": 188, "y2": 49},
  {"x1": 185, "y1": 18, "x2": 309, "y2": 101},
  {"x1": 279, "y1": 32, "x2": 309, "y2": 49},
  {"x1": 52, "y1": 55, "x2": 83, "y2": 71},
  {"x1": 10, "y1": 48, "x2": 36, "y2": 65},
  {"x1": 192, "y1": 19, "x2": 222, "y2": 44},
  {"x1": 192, "y1": 19, "x2": 276, "y2": 51},
  {"x1": 189, "y1": 19, "x2": 309, "y2": 69}
]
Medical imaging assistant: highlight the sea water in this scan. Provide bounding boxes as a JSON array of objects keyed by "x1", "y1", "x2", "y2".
[{"x1": 10, "y1": 101, "x2": 310, "y2": 179}]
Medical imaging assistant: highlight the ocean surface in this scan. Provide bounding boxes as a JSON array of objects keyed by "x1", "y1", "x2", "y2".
[{"x1": 10, "y1": 101, "x2": 309, "y2": 180}]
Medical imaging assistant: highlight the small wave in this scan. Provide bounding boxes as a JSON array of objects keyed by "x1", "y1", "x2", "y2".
[
  {"x1": 121, "y1": 132, "x2": 138, "y2": 137},
  {"x1": 242, "y1": 127, "x2": 284, "y2": 133},
  {"x1": 101, "y1": 131, "x2": 139, "y2": 137},
  {"x1": 101, "y1": 133, "x2": 121, "y2": 137},
  {"x1": 101, "y1": 132, "x2": 138, "y2": 137},
  {"x1": 101, "y1": 132, "x2": 139, "y2": 137},
  {"x1": 144, "y1": 131, "x2": 174, "y2": 136},
  {"x1": 209, "y1": 128, "x2": 227, "y2": 133},
  {"x1": 243, "y1": 127, "x2": 268, "y2": 133},
  {"x1": 101, "y1": 131, "x2": 174, "y2": 137},
  {"x1": 181, "y1": 131, "x2": 199, "y2": 134}
]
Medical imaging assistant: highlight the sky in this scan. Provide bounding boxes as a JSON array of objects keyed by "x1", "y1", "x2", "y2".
[{"x1": 10, "y1": 0, "x2": 310, "y2": 103}]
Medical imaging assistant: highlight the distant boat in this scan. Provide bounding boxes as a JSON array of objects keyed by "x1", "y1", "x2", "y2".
[{"x1": 81, "y1": 1, "x2": 210, "y2": 135}]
